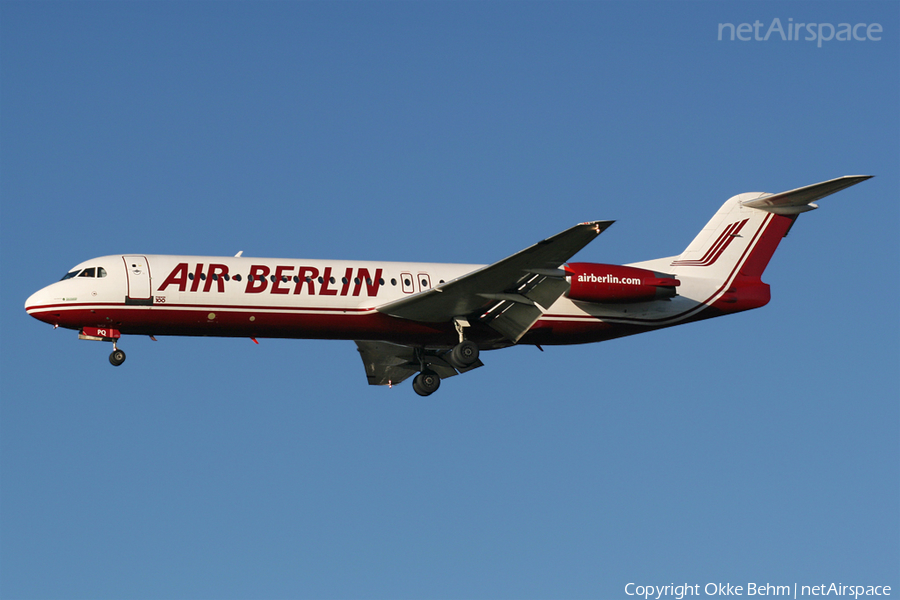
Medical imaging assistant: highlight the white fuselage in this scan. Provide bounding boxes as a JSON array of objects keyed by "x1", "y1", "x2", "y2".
[{"x1": 24, "y1": 247, "x2": 752, "y2": 350}]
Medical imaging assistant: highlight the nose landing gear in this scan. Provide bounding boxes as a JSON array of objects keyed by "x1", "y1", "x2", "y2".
[
  {"x1": 79, "y1": 327, "x2": 126, "y2": 366},
  {"x1": 108, "y1": 337, "x2": 126, "y2": 366},
  {"x1": 109, "y1": 346, "x2": 126, "y2": 366}
]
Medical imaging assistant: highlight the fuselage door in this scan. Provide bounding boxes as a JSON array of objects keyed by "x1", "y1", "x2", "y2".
[
  {"x1": 417, "y1": 272, "x2": 432, "y2": 293},
  {"x1": 123, "y1": 256, "x2": 152, "y2": 304},
  {"x1": 400, "y1": 272, "x2": 415, "y2": 294}
]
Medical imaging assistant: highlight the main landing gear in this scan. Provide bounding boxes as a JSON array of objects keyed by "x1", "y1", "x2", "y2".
[
  {"x1": 411, "y1": 321, "x2": 481, "y2": 397},
  {"x1": 448, "y1": 340, "x2": 479, "y2": 370},
  {"x1": 412, "y1": 371, "x2": 440, "y2": 396}
]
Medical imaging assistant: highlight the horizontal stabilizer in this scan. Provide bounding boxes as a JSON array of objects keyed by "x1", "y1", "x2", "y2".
[{"x1": 741, "y1": 175, "x2": 872, "y2": 215}]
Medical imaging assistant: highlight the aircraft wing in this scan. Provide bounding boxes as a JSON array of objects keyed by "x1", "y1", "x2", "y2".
[
  {"x1": 355, "y1": 340, "x2": 482, "y2": 386},
  {"x1": 376, "y1": 220, "x2": 614, "y2": 342},
  {"x1": 741, "y1": 175, "x2": 873, "y2": 215}
]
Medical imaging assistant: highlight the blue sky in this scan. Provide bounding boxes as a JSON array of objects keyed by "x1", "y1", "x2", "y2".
[{"x1": 1, "y1": 2, "x2": 897, "y2": 599}]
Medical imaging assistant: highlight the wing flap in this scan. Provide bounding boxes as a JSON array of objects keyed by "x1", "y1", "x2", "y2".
[
  {"x1": 476, "y1": 270, "x2": 572, "y2": 342},
  {"x1": 521, "y1": 273, "x2": 570, "y2": 309},
  {"x1": 481, "y1": 302, "x2": 543, "y2": 343}
]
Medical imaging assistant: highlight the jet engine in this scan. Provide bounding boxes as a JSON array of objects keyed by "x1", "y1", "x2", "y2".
[{"x1": 565, "y1": 262, "x2": 680, "y2": 303}]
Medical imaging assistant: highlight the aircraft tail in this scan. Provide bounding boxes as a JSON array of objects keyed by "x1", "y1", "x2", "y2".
[{"x1": 668, "y1": 176, "x2": 871, "y2": 313}]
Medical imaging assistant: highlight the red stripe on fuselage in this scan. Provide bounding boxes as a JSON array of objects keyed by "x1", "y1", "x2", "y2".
[
  {"x1": 28, "y1": 303, "x2": 459, "y2": 344},
  {"x1": 27, "y1": 299, "x2": 636, "y2": 347}
]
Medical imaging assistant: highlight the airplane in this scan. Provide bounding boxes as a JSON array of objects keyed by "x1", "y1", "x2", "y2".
[{"x1": 25, "y1": 175, "x2": 870, "y2": 396}]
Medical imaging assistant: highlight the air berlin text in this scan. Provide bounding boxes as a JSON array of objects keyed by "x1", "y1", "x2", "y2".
[
  {"x1": 577, "y1": 273, "x2": 642, "y2": 285},
  {"x1": 158, "y1": 263, "x2": 384, "y2": 297}
]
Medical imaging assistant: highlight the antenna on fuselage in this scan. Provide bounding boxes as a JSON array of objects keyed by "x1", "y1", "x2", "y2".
[{"x1": 235, "y1": 251, "x2": 243, "y2": 257}]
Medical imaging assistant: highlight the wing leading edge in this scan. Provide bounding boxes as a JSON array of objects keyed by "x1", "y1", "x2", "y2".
[{"x1": 375, "y1": 220, "x2": 614, "y2": 342}]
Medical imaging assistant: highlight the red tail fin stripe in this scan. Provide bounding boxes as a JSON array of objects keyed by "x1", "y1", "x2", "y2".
[
  {"x1": 671, "y1": 219, "x2": 747, "y2": 266},
  {"x1": 676, "y1": 221, "x2": 738, "y2": 265},
  {"x1": 672, "y1": 223, "x2": 735, "y2": 266},
  {"x1": 671, "y1": 219, "x2": 749, "y2": 267}
]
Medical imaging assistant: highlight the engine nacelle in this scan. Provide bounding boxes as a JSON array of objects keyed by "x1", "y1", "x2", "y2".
[{"x1": 565, "y1": 262, "x2": 680, "y2": 304}]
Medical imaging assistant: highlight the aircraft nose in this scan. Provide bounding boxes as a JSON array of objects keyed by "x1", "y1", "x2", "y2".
[
  {"x1": 25, "y1": 289, "x2": 41, "y2": 312},
  {"x1": 25, "y1": 287, "x2": 55, "y2": 324}
]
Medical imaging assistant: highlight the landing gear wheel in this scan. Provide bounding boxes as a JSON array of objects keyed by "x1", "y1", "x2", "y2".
[
  {"x1": 449, "y1": 340, "x2": 479, "y2": 369},
  {"x1": 109, "y1": 349, "x2": 126, "y2": 366},
  {"x1": 412, "y1": 371, "x2": 440, "y2": 397}
]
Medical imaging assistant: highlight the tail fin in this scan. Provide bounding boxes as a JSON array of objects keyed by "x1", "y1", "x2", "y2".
[{"x1": 671, "y1": 176, "x2": 871, "y2": 313}]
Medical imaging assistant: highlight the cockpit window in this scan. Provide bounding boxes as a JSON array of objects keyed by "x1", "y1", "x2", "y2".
[{"x1": 61, "y1": 266, "x2": 107, "y2": 280}]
